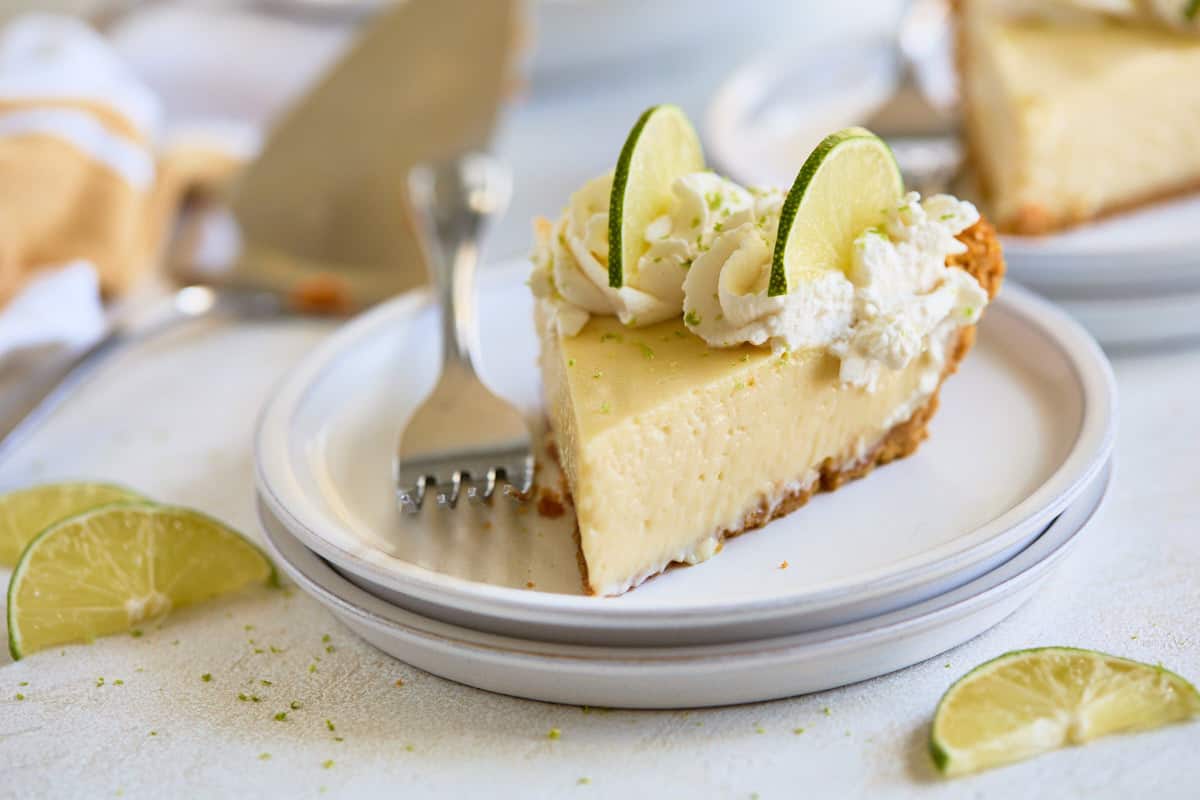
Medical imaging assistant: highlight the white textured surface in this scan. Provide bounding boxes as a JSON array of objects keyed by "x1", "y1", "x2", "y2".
[{"x1": 0, "y1": 310, "x2": 1198, "y2": 799}]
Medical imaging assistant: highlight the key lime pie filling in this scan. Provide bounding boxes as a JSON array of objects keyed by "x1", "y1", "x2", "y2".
[{"x1": 531, "y1": 110, "x2": 1005, "y2": 596}]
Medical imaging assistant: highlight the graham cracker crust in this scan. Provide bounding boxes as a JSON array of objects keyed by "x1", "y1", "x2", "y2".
[{"x1": 555, "y1": 219, "x2": 1006, "y2": 596}]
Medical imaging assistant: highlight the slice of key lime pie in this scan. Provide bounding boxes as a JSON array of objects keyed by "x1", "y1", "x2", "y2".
[{"x1": 531, "y1": 107, "x2": 1005, "y2": 596}]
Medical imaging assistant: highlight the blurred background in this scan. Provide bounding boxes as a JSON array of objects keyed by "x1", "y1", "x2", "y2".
[{"x1": 0, "y1": 0, "x2": 906, "y2": 257}]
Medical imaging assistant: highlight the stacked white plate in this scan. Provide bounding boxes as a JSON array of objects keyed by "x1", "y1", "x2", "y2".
[
  {"x1": 254, "y1": 260, "x2": 1117, "y2": 709},
  {"x1": 705, "y1": 41, "x2": 1200, "y2": 350}
]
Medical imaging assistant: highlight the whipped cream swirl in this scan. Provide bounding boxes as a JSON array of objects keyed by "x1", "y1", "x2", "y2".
[
  {"x1": 683, "y1": 192, "x2": 988, "y2": 390},
  {"x1": 530, "y1": 171, "x2": 753, "y2": 335}
]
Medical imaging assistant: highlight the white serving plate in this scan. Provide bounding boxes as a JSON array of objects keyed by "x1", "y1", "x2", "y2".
[
  {"x1": 705, "y1": 45, "x2": 1200, "y2": 298},
  {"x1": 255, "y1": 258, "x2": 1115, "y2": 646},
  {"x1": 1052, "y1": 285, "x2": 1200, "y2": 351},
  {"x1": 256, "y1": 462, "x2": 1111, "y2": 709}
]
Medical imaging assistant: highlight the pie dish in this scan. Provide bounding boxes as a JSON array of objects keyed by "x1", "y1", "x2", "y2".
[
  {"x1": 957, "y1": 0, "x2": 1200, "y2": 234},
  {"x1": 531, "y1": 111, "x2": 1006, "y2": 595}
]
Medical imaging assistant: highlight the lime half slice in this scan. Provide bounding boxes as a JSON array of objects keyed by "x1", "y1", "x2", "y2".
[
  {"x1": 931, "y1": 647, "x2": 1200, "y2": 777},
  {"x1": 608, "y1": 104, "x2": 704, "y2": 287},
  {"x1": 8, "y1": 502, "x2": 275, "y2": 659},
  {"x1": 0, "y1": 482, "x2": 144, "y2": 566},
  {"x1": 769, "y1": 127, "x2": 903, "y2": 296}
]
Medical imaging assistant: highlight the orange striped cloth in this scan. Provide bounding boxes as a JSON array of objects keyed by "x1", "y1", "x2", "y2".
[{"x1": 0, "y1": 14, "x2": 244, "y2": 310}]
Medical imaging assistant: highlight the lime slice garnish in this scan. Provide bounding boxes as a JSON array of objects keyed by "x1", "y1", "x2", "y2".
[
  {"x1": 0, "y1": 482, "x2": 145, "y2": 566},
  {"x1": 7, "y1": 502, "x2": 276, "y2": 659},
  {"x1": 769, "y1": 127, "x2": 903, "y2": 296},
  {"x1": 931, "y1": 647, "x2": 1200, "y2": 777},
  {"x1": 608, "y1": 104, "x2": 704, "y2": 288}
]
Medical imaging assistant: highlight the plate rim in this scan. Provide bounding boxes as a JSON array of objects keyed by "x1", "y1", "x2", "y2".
[
  {"x1": 255, "y1": 462, "x2": 1111, "y2": 665},
  {"x1": 255, "y1": 259, "x2": 1117, "y2": 630}
]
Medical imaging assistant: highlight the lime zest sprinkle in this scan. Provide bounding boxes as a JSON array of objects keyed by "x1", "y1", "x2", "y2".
[
  {"x1": 598, "y1": 401, "x2": 611, "y2": 415},
  {"x1": 326, "y1": 719, "x2": 336, "y2": 732},
  {"x1": 96, "y1": 677, "x2": 105, "y2": 687},
  {"x1": 325, "y1": 645, "x2": 335, "y2": 654},
  {"x1": 258, "y1": 753, "x2": 271, "y2": 761},
  {"x1": 578, "y1": 777, "x2": 591, "y2": 785},
  {"x1": 269, "y1": 645, "x2": 283, "y2": 654},
  {"x1": 290, "y1": 700, "x2": 302, "y2": 710},
  {"x1": 405, "y1": 744, "x2": 415, "y2": 752},
  {"x1": 260, "y1": 679, "x2": 272, "y2": 686},
  {"x1": 684, "y1": 309, "x2": 701, "y2": 327},
  {"x1": 823, "y1": 706, "x2": 831, "y2": 716},
  {"x1": 18, "y1": 681, "x2": 28, "y2": 687},
  {"x1": 130, "y1": 629, "x2": 143, "y2": 638},
  {"x1": 600, "y1": 332, "x2": 622, "y2": 343},
  {"x1": 149, "y1": 731, "x2": 156, "y2": 736},
  {"x1": 238, "y1": 693, "x2": 249, "y2": 702},
  {"x1": 322, "y1": 760, "x2": 334, "y2": 770},
  {"x1": 308, "y1": 664, "x2": 318, "y2": 674},
  {"x1": 114, "y1": 679, "x2": 124, "y2": 686},
  {"x1": 244, "y1": 625, "x2": 254, "y2": 632},
  {"x1": 637, "y1": 342, "x2": 655, "y2": 360},
  {"x1": 567, "y1": 358, "x2": 575, "y2": 367},
  {"x1": 321, "y1": 634, "x2": 331, "y2": 643},
  {"x1": 547, "y1": 727, "x2": 562, "y2": 740},
  {"x1": 274, "y1": 711, "x2": 288, "y2": 722},
  {"x1": 755, "y1": 725, "x2": 765, "y2": 734},
  {"x1": 691, "y1": 216, "x2": 700, "y2": 228},
  {"x1": 793, "y1": 727, "x2": 805, "y2": 734},
  {"x1": 201, "y1": 674, "x2": 212, "y2": 683},
  {"x1": 15, "y1": 693, "x2": 25, "y2": 701}
]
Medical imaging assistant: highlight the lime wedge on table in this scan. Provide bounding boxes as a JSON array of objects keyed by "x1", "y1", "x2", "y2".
[
  {"x1": 769, "y1": 127, "x2": 903, "y2": 296},
  {"x1": 0, "y1": 482, "x2": 144, "y2": 566},
  {"x1": 607, "y1": 104, "x2": 704, "y2": 288},
  {"x1": 8, "y1": 503, "x2": 275, "y2": 659},
  {"x1": 931, "y1": 647, "x2": 1200, "y2": 777}
]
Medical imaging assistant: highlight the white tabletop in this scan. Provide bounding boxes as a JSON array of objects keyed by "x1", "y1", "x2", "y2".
[
  {"x1": 3, "y1": 294, "x2": 1199, "y2": 800},
  {"x1": 3, "y1": 6, "x2": 1200, "y2": 798}
]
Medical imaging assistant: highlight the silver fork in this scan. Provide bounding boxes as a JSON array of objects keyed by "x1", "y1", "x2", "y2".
[{"x1": 396, "y1": 153, "x2": 533, "y2": 513}]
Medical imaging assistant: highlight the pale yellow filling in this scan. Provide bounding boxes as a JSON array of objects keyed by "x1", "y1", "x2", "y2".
[
  {"x1": 538, "y1": 302, "x2": 949, "y2": 596},
  {"x1": 964, "y1": 11, "x2": 1200, "y2": 227}
]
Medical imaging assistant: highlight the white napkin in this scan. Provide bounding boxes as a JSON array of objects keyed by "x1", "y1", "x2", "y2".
[
  {"x1": 0, "y1": 9, "x2": 281, "y2": 370},
  {"x1": 0, "y1": 263, "x2": 107, "y2": 362},
  {"x1": 0, "y1": 15, "x2": 152, "y2": 368}
]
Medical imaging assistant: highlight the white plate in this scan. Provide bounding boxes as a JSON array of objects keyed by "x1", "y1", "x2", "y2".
[
  {"x1": 1052, "y1": 286, "x2": 1200, "y2": 351},
  {"x1": 255, "y1": 259, "x2": 1115, "y2": 646},
  {"x1": 255, "y1": 462, "x2": 1111, "y2": 709},
  {"x1": 705, "y1": 45, "x2": 1200, "y2": 297}
]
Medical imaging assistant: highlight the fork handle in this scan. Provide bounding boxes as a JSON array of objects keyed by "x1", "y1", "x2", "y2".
[{"x1": 407, "y1": 154, "x2": 512, "y2": 372}]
